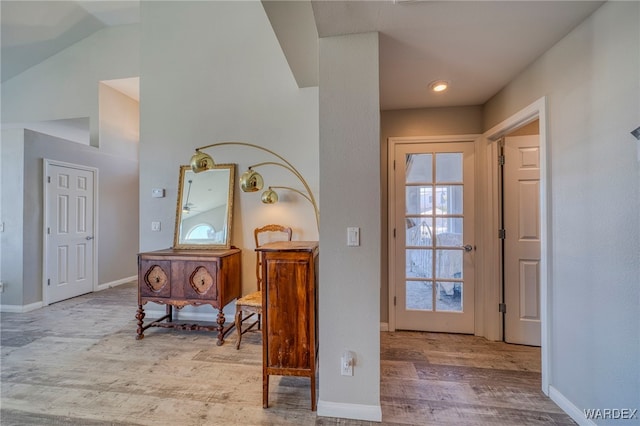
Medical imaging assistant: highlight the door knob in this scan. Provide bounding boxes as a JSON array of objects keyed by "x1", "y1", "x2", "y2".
[
  {"x1": 462, "y1": 244, "x2": 473, "y2": 252},
  {"x1": 85, "y1": 236, "x2": 94, "y2": 240}
]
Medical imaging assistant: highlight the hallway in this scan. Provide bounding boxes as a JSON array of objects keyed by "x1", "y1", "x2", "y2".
[{"x1": 380, "y1": 331, "x2": 573, "y2": 424}]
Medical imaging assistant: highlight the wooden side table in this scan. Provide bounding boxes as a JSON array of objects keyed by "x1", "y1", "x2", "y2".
[
  {"x1": 258, "y1": 241, "x2": 319, "y2": 411},
  {"x1": 136, "y1": 248, "x2": 241, "y2": 346}
]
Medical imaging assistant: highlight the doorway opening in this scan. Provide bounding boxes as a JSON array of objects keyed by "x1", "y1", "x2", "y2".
[{"x1": 483, "y1": 97, "x2": 549, "y2": 394}]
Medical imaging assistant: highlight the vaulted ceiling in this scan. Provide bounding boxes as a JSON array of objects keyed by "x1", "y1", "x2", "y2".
[
  {"x1": 1, "y1": 0, "x2": 604, "y2": 110},
  {"x1": 1, "y1": 1, "x2": 139, "y2": 82}
]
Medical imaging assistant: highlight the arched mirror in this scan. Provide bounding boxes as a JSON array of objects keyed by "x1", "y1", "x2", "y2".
[{"x1": 173, "y1": 164, "x2": 235, "y2": 249}]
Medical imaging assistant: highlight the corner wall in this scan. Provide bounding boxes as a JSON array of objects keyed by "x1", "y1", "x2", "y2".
[
  {"x1": 484, "y1": 1, "x2": 639, "y2": 417},
  {"x1": 318, "y1": 32, "x2": 381, "y2": 420}
]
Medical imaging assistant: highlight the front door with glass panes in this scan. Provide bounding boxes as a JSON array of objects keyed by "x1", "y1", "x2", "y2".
[{"x1": 394, "y1": 142, "x2": 475, "y2": 333}]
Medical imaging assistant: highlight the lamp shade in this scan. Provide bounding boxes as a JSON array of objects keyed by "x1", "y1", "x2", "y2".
[
  {"x1": 190, "y1": 151, "x2": 214, "y2": 173},
  {"x1": 261, "y1": 188, "x2": 278, "y2": 204},
  {"x1": 240, "y1": 169, "x2": 264, "y2": 192}
]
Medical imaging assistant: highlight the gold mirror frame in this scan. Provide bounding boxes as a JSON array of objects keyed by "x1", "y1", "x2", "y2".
[{"x1": 173, "y1": 164, "x2": 235, "y2": 249}]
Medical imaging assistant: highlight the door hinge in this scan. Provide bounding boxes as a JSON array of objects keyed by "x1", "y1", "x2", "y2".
[
  {"x1": 47, "y1": 278, "x2": 50, "y2": 286},
  {"x1": 47, "y1": 227, "x2": 50, "y2": 235},
  {"x1": 47, "y1": 176, "x2": 51, "y2": 183},
  {"x1": 498, "y1": 155, "x2": 505, "y2": 166},
  {"x1": 393, "y1": 160, "x2": 396, "y2": 170},
  {"x1": 393, "y1": 228, "x2": 396, "y2": 238},
  {"x1": 499, "y1": 303, "x2": 506, "y2": 313},
  {"x1": 498, "y1": 229, "x2": 506, "y2": 239},
  {"x1": 394, "y1": 296, "x2": 397, "y2": 306}
]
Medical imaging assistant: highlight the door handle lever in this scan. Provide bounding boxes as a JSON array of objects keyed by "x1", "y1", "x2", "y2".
[
  {"x1": 85, "y1": 236, "x2": 94, "y2": 240},
  {"x1": 461, "y1": 244, "x2": 473, "y2": 252}
]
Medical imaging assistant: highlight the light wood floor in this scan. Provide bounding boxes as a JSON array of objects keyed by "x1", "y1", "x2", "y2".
[{"x1": 0, "y1": 282, "x2": 574, "y2": 425}]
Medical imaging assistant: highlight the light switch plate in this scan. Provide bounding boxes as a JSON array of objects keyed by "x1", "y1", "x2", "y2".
[
  {"x1": 347, "y1": 227, "x2": 360, "y2": 246},
  {"x1": 151, "y1": 188, "x2": 165, "y2": 198}
]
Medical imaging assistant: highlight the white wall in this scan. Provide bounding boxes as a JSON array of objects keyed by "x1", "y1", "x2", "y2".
[
  {"x1": 138, "y1": 1, "x2": 318, "y2": 308},
  {"x1": 97, "y1": 84, "x2": 140, "y2": 285},
  {"x1": 2, "y1": 118, "x2": 90, "y2": 146},
  {"x1": 22, "y1": 129, "x2": 139, "y2": 305},
  {"x1": 99, "y1": 83, "x2": 139, "y2": 160},
  {"x1": 318, "y1": 32, "x2": 381, "y2": 421},
  {"x1": 484, "y1": 1, "x2": 639, "y2": 417},
  {"x1": 0, "y1": 25, "x2": 140, "y2": 308},
  {"x1": 1, "y1": 24, "x2": 139, "y2": 147},
  {"x1": 0, "y1": 130, "x2": 2, "y2": 298},
  {"x1": 0, "y1": 129, "x2": 25, "y2": 306}
]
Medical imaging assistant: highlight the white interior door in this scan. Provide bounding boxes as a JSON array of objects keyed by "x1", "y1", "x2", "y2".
[
  {"x1": 503, "y1": 135, "x2": 541, "y2": 346},
  {"x1": 45, "y1": 161, "x2": 96, "y2": 304},
  {"x1": 393, "y1": 141, "x2": 475, "y2": 333}
]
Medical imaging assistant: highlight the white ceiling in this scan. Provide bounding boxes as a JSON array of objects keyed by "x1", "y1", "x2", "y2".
[
  {"x1": 1, "y1": 0, "x2": 605, "y2": 110},
  {"x1": 309, "y1": 0, "x2": 604, "y2": 109}
]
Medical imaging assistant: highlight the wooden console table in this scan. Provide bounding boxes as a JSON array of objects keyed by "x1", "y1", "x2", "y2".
[
  {"x1": 136, "y1": 248, "x2": 241, "y2": 346},
  {"x1": 258, "y1": 241, "x2": 319, "y2": 411}
]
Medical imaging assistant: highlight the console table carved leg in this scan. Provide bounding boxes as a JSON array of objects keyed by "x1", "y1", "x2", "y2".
[
  {"x1": 135, "y1": 305, "x2": 145, "y2": 340},
  {"x1": 216, "y1": 310, "x2": 226, "y2": 346},
  {"x1": 234, "y1": 308, "x2": 243, "y2": 350}
]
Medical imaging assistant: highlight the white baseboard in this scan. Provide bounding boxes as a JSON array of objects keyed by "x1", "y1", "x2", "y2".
[
  {"x1": 97, "y1": 275, "x2": 136, "y2": 291},
  {"x1": 549, "y1": 385, "x2": 595, "y2": 426},
  {"x1": 0, "y1": 301, "x2": 43, "y2": 313},
  {"x1": 1, "y1": 276, "x2": 136, "y2": 313},
  {"x1": 380, "y1": 322, "x2": 389, "y2": 332},
  {"x1": 317, "y1": 400, "x2": 382, "y2": 422}
]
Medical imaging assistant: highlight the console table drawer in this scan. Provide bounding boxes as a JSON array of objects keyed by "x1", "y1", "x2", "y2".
[
  {"x1": 139, "y1": 260, "x2": 172, "y2": 298},
  {"x1": 181, "y1": 261, "x2": 219, "y2": 302}
]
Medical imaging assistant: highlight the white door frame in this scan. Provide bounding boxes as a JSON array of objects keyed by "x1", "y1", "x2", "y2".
[
  {"x1": 387, "y1": 134, "x2": 481, "y2": 333},
  {"x1": 481, "y1": 97, "x2": 550, "y2": 394},
  {"x1": 42, "y1": 159, "x2": 99, "y2": 306}
]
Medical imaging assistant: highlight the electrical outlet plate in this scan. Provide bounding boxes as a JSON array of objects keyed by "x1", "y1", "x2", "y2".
[
  {"x1": 341, "y1": 350, "x2": 354, "y2": 376},
  {"x1": 151, "y1": 221, "x2": 161, "y2": 232}
]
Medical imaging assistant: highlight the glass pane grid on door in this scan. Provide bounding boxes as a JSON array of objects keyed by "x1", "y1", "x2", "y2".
[{"x1": 404, "y1": 152, "x2": 464, "y2": 313}]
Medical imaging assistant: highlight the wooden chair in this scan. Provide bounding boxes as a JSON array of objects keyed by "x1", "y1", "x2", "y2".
[{"x1": 234, "y1": 224, "x2": 292, "y2": 349}]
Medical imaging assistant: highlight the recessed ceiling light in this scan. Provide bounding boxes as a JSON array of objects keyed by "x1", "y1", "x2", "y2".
[{"x1": 429, "y1": 80, "x2": 449, "y2": 93}]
